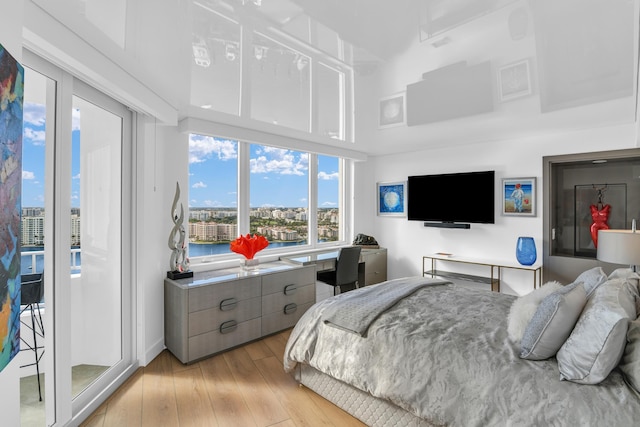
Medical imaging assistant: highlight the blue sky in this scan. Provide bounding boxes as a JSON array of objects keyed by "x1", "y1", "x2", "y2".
[
  {"x1": 188, "y1": 134, "x2": 339, "y2": 209},
  {"x1": 21, "y1": 102, "x2": 46, "y2": 208},
  {"x1": 21, "y1": 102, "x2": 81, "y2": 208}
]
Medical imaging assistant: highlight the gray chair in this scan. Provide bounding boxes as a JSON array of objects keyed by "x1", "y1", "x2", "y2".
[{"x1": 317, "y1": 246, "x2": 362, "y2": 295}]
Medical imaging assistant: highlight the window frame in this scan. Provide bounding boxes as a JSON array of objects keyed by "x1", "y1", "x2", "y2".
[{"x1": 187, "y1": 132, "x2": 352, "y2": 266}]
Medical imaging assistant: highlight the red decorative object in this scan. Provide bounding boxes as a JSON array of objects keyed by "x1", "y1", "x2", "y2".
[
  {"x1": 590, "y1": 204, "x2": 611, "y2": 247},
  {"x1": 230, "y1": 234, "x2": 269, "y2": 259}
]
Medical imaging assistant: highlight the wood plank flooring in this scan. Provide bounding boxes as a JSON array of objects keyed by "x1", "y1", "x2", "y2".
[{"x1": 80, "y1": 329, "x2": 365, "y2": 427}]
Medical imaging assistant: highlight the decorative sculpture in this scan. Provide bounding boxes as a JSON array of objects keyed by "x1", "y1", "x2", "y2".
[
  {"x1": 590, "y1": 185, "x2": 610, "y2": 248},
  {"x1": 167, "y1": 182, "x2": 192, "y2": 279}
]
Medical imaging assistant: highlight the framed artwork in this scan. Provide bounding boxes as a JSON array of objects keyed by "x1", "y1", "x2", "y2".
[
  {"x1": 497, "y1": 59, "x2": 532, "y2": 101},
  {"x1": 378, "y1": 92, "x2": 406, "y2": 128},
  {"x1": 0, "y1": 43, "x2": 24, "y2": 373},
  {"x1": 502, "y1": 177, "x2": 536, "y2": 216},
  {"x1": 377, "y1": 181, "x2": 407, "y2": 217}
]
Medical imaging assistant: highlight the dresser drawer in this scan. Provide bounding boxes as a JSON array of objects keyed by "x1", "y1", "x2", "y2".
[
  {"x1": 262, "y1": 283, "x2": 314, "y2": 315},
  {"x1": 188, "y1": 317, "x2": 261, "y2": 361},
  {"x1": 188, "y1": 296, "x2": 261, "y2": 337},
  {"x1": 189, "y1": 276, "x2": 261, "y2": 312},
  {"x1": 262, "y1": 267, "x2": 315, "y2": 295},
  {"x1": 262, "y1": 301, "x2": 314, "y2": 335}
]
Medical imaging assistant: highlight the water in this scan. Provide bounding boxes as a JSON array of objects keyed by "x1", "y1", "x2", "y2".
[{"x1": 188, "y1": 240, "x2": 306, "y2": 257}]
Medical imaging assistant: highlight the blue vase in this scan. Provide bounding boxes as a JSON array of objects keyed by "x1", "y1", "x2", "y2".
[{"x1": 516, "y1": 236, "x2": 537, "y2": 266}]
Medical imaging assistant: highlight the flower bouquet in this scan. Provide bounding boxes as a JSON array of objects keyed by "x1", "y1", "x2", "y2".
[{"x1": 230, "y1": 234, "x2": 269, "y2": 270}]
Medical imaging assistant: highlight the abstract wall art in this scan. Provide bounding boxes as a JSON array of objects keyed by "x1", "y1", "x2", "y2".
[{"x1": 0, "y1": 42, "x2": 24, "y2": 373}]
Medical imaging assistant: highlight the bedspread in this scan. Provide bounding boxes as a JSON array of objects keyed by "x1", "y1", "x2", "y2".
[{"x1": 284, "y1": 278, "x2": 640, "y2": 426}]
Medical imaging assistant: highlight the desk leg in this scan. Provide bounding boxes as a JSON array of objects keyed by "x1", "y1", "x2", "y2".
[{"x1": 358, "y1": 262, "x2": 365, "y2": 287}]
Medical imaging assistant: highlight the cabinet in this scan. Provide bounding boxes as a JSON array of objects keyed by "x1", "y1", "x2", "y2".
[
  {"x1": 361, "y1": 248, "x2": 388, "y2": 286},
  {"x1": 165, "y1": 262, "x2": 315, "y2": 364}
]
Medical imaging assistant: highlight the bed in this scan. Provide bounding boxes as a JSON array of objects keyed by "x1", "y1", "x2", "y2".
[{"x1": 284, "y1": 272, "x2": 640, "y2": 426}]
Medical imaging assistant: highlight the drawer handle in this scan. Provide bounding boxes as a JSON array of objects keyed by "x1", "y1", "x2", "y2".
[
  {"x1": 220, "y1": 320, "x2": 238, "y2": 334},
  {"x1": 220, "y1": 298, "x2": 238, "y2": 311},
  {"x1": 284, "y1": 284, "x2": 297, "y2": 295},
  {"x1": 284, "y1": 303, "x2": 297, "y2": 315}
]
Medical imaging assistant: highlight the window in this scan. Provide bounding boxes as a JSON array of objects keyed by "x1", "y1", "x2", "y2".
[
  {"x1": 250, "y1": 144, "x2": 309, "y2": 247},
  {"x1": 188, "y1": 134, "x2": 345, "y2": 261},
  {"x1": 188, "y1": 134, "x2": 238, "y2": 256},
  {"x1": 317, "y1": 155, "x2": 340, "y2": 242}
]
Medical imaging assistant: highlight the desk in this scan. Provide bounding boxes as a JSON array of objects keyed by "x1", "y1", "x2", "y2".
[{"x1": 280, "y1": 247, "x2": 387, "y2": 287}]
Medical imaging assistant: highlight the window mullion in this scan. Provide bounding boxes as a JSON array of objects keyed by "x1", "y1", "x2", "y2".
[{"x1": 237, "y1": 140, "x2": 250, "y2": 235}]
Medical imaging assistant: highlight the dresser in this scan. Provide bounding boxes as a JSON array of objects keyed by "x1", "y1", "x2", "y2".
[{"x1": 164, "y1": 262, "x2": 315, "y2": 364}]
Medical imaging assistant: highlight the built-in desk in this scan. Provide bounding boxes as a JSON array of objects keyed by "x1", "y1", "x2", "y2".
[{"x1": 280, "y1": 247, "x2": 387, "y2": 287}]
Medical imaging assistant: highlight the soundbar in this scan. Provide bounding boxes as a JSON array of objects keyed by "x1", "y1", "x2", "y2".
[{"x1": 423, "y1": 222, "x2": 471, "y2": 229}]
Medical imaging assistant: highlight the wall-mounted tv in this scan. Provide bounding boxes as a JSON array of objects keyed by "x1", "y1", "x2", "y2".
[{"x1": 407, "y1": 170, "x2": 495, "y2": 227}]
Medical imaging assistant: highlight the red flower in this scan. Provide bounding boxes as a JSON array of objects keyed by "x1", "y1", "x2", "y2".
[{"x1": 230, "y1": 234, "x2": 269, "y2": 259}]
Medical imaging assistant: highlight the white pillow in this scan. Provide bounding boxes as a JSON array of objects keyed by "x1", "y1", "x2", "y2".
[
  {"x1": 507, "y1": 281, "x2": 562, "y2": 343},
  {"x1": 557, "y1": 278, "x2": 638, "y2": 384}
]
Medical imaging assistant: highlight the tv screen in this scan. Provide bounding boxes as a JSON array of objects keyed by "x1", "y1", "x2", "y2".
[{"x1": 407, "y1": 171, "x2": 495, "y2": 224}]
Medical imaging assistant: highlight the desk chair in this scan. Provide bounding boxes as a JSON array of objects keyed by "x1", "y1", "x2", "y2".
[
  {"x1": 20, "y1": 272, "x2": 45, "y2": 401},
  {"x1": 317, "y1": 246, "x2": 362, "y2": 296}
]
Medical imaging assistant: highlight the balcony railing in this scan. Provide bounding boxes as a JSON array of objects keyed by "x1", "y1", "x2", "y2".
[{"x1": 20, "y1": 248, "x2": 81, "y2": 274}]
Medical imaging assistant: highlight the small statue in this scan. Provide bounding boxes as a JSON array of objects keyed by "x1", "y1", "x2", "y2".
[
  {"x1": 168, "y1": 182, "x2": 190, "y2": 274},
  {"x1": 590, "y1": 185, "x2": 610, "y2": 248}
]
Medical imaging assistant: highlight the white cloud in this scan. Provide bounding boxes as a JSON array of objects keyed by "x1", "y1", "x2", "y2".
[
  {"x1": 72, "y1": 108, "x2": 81, "y2": 131},
  {"x1": 22, "y1": 170, "x2": 36, "y2": 180},
  {"x1": 322, "y1": 201, "x2": 338, "y2": 207},
  {"x1": 23, "y1": 127, "x2": 46, "y2": 146},
  {"x1": 250, "y1": 149, "x2": 308, "y2": 176},
  {"x1": 318, "y1": 171, "x2": 339, "y2": 180},
  {"x1": 23, "y1": 103, "x2": 46, "y2": 126},
  {"x1": 192, "y1": 181, "x2": 207, "y2": 188},
  {"x1": 189, "y1": 135, "x2": 237, "y2": 164}
]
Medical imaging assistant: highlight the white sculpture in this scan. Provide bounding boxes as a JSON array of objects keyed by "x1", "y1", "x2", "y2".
[{"x1": 168, "y1": 182, "x2": 190, "y2": 273}]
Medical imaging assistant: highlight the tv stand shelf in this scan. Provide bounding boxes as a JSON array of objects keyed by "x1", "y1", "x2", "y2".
[{"x1": 423, "y1": 255, "x2": 542, "y2": 292}]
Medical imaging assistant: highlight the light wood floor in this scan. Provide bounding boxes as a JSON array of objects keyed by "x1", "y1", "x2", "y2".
[{"x1": 80, "y1": 329, "x2": 365, "y2": 427}]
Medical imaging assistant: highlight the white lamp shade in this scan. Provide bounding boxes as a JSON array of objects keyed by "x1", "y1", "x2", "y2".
[{"x1": 597, "y1": 229, "x2": 640, "y2": 265}]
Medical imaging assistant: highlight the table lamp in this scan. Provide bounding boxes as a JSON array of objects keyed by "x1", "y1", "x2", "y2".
[{"x1": 597, "y1": 220, "x2": 640, "y2": 272}]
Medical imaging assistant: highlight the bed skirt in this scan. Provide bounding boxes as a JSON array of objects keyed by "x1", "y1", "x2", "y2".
[{"x1": 295, "y1": 364, "x2": 439, "y2": 427}]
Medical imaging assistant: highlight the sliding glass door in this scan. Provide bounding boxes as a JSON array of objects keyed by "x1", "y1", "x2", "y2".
[{"x1": 21, "y1": 51, "x2": 135, "y2": 426}]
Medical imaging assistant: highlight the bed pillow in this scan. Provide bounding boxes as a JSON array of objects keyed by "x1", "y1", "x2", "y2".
[
  {"x1": 557, "y1": 278, "x2": 638, "y2": 384},
  {"x1": 520, "y1": 282, "x2": 586, "y2": 360},
  {"x1": 619, "y1": 317, "x2": 640, "y2": 393},
  {"x1": 575, "y1": 266, "x2": 608, "y2": 298},
  {"x1": 507, "y1": 281, "x2": 562, "y2": 343}
]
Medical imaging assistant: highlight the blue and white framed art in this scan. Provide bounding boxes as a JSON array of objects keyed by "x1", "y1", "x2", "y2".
[{"x1": 377, "y1": 181, "x2": 407, "y2": 217}]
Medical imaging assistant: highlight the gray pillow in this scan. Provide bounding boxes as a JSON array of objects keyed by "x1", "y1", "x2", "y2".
[
  {"x1": 574, "y1": 266, "x2": 608, "y2": 298},
  {"x1": 557, "y1": 278, "x2": 638, "y2": 384},
  {"x1": 619, "y1": 317, "x2": 640, "y2": 393},
  {"x1": 520, "y1": 282, "x2": 587, "y2": 360}
]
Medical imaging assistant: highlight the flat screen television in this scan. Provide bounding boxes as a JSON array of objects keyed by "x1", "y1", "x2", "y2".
[{"x1": 407, "y1": 170, "x2": 495, "y2": 226}]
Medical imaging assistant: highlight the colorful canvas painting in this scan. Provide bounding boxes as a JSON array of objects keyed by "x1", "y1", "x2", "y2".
[
  {"x1": 502, "y1": 177, "x2": 536, "y2": 217},
  {"x1": 0, "y1": 43, "x2": 24, "y2": 373}
]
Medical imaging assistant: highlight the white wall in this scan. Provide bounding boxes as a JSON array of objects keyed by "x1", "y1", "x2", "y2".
[{"x1": 355, "y1": 123, "x2": 638, "y2": 296}]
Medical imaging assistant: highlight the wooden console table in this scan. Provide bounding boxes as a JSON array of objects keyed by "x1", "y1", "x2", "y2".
[{"x1": 423, "y1": 254, "x2": 542, "y2": 292}]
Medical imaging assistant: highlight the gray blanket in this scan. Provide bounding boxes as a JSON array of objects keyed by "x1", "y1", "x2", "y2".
[
  {"x1": 322, "y1": 276, "x2": 449, "y2": 336},
  {"x1": 285, "y1": 278, "x2": 640, "y2": 426}
]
